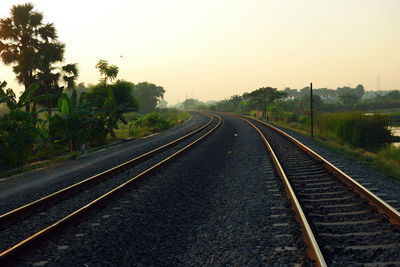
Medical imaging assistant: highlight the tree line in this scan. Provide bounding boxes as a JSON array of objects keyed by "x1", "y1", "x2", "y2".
[
  {"x1": 181, "y1": 87, "x2": 287, "y2": 119},
  {"x1": 181, "y1": 83, "x2": 399, "y2": 119},
  {"x1": 0, "y1": 3, "x2": 166, "y2": 170}
]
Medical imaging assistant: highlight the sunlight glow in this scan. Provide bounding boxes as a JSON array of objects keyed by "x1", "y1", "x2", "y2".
[{"x1": 1, "y1": 0, "x2": 399, "y2": 103}]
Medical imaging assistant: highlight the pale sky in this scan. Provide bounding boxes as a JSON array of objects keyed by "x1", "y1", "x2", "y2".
[{"x1": 1, "y1": 0, "x2": 399, "y2": 104}]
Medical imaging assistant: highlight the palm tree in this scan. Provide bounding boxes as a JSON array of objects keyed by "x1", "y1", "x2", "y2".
[
  {"x1": 0, "y1": 3, "x2": 58, "y2": 112},
  {"x1": 62, "y1": 63, "x2": 79, "y2": 90},
  {"x1": 34, "y1": 39, "x2": 78, "y2": 114}
]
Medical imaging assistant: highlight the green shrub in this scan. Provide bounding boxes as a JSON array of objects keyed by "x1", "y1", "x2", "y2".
[
  {"x1": 0, "y1": 110, "x2": 41, "y2": 170},
  {"x1": 285, "y1": 112, "x2": 299, "y2": 123},
  {"x1": 140, "y1": 113, "x2": 171, "y2": 132},
  {"x1": 36, "y1": 143, "x2": 66, "y2": 160},
  {"x1": 298, "y1": 116, "x2": 309, "y2": 124},
  {"x1": 128, "y1": 111, "x2": 189, "y2": 138},
  {"x1": 316, "y1": 111, "x2": 391, "y2": 148}
]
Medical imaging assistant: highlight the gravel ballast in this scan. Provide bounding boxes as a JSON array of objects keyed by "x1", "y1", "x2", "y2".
[
  {"x1": 3, "y1": 113, "x2": 400, "y2": 265},
  {"x1": 270, "y1": 122, "x2": 400, "y2": 212},
  {"x1": 11, "y1": 114, "x2": 309, "y2": 266}
]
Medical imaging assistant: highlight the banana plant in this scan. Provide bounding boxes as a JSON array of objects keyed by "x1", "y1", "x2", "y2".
[{"x1": 48, "y1": 89, "x2": 93, "y2": 151}]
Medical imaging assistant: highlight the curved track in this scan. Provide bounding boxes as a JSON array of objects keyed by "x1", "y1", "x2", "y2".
[
  {"x1": 237, "y1": 115, "x2": 400, "y2": 266},
  {"x1": 0, "y1": 113, "x2": 221, "y2": 264}
]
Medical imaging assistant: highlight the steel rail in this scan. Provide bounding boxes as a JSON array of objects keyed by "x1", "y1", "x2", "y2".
[
  {"x1": 0, "y1": 114, "x2": 214, "y2": 229},
  {"x1": 244, "y1": 115, "x2": 400, "y2": 226},
  {"x1": 0, "y1": 114, "x2": 222, "y2": 264},
  {"x1": 234, "y1": 115, "x2": 327, "y2": 267}
]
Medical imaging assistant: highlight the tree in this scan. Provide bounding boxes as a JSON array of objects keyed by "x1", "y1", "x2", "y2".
[
  {"x1": 229, "y1": 95, "x2": 243, "y2": 112},
  {"x1": 95, "y1": 60, "x2": 119, "y2": 86},
  {"x1": 34, "y1": 39, "x2": 79, "y2": 114},
  {"x1": 244, "y1": 87, "x2": 287, "y2": 119},
  {"x1": 297, "y1": 94, "x2": 323, "y2": 115},
  {"x1": 157, "y1": 99, "x2": 168, "y2": 109},
  {"x1": 283, "y1": 87, "x2": 300, "y2": 99},
  {"x1": 337, "y1": 85, "x2": 364, "y2": 105},
  {"x1": 85, "y1": 80, "x2": 139, "y2": 139},
  {"x1": 383, "y1": 90, "x2": 400, "y2": 101},
  {"x1": 354, "y1": 84, "x2": 365, "y2": 99},
  {"x1": 181, "y1": 98, "x2": 203, "y2": 110},
  {"x1": 0, "y1": 3, "x2": 58, "y2": 112},
  {"x1": 133, "y1": 82, "x2": 166, "y2": 114},
  {"x1": 339, "y1": 93, "x2": 360, "y2": 105}
]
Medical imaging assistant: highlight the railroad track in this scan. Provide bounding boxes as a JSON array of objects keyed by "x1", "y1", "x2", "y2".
[
  {"x1": 237, "y1": 115, "x2": 400, "y2": 266},
  {"x1": 0, "y1": 113, "x2": 222, "y2": 265}
]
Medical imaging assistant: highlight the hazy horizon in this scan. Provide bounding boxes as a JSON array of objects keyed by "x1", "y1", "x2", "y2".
[{"x1": 1, "y1": 0, "x2": 399, "y2": 105}]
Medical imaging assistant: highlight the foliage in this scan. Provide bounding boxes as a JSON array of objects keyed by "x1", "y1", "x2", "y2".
[
  {"x1": 95, "y1": 59, "x2": 118, "y2": 86},
  {"x1": 0, "y1": 82, "x2": 42, "y2": 170},
  {"x1": 48, "y1": 91, "x2": 96, "y2": 151},
  {"x1": 157, "y1": 99, "x2": 168, "y2": 108},
  {"x1": 267, "y1": 103, "x2": 284, "y2": 120},
  {"x1": 181, "y1": 98, "x2": 204, "y2": 110},
  {"x1": 284, "y1": 112, "x2": 300, "y2": 123},
  {"x1": 128, "y1": 111, "x2": 189, "y2": 138},
  {"x1": 0, "y1": 81, "x2": 40, "y2": 111},
  {"x1": 85, "y1": 79, "x2": 139, "y2": 139},
  {"x1": 316, "y1": 112, "x2": 391, "y2": 149},
  {"x1": 337, "y1": 84, "x2": 364, "y2": 104},
  {"x1": 297, "y1": 94, "x2": 323, "y2": 115},
  {"x1": 0, "y1": 3, "x2": 76, "y2": 113},
  {"x1": 279, "y1": 85, "x2": 400, "y2": 114},
  {"x1": 0, "y1": 5, "x2": 172, "y2": 172},
  {"x1": 133, "y1": 82, "x2": 165, "y2": 114},
  {"x1": 0, "y1": 110, "x2": 41, "y2": 170},
  {"x1": 243, "y1": 87, "x2": 287, "y2": 119}
]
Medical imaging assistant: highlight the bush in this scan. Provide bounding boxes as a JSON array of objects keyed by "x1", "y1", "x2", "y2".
[
  {"x1": 0, "y1": 110, "x2": 41, "y2": 170},
  {"x1": 128, "y1": 111, "x2": 189, "y2": 138},
  {"x1": 285, "y1": 112, "x2": 299, "y2": 123},
  {"x1": 316, "y1": 111, "x2": 391, "y2": 148}
]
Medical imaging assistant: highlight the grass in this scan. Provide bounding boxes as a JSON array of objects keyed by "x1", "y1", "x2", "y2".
[
  {"x1": 125, "y1": 111, "x2": 190, "y2": 140},
  {"x1": 113, "y1": 123, "x2": 131, "y2": 140},
  {"x1": 107, "y1": 111, "x2": 189, "y2": 141},
  {"x1": 365, "y1": 107, "x2": 400, "y2": 114},
  {"x1": 387, "y1": 112, "x2": 400, "y2": 126}
]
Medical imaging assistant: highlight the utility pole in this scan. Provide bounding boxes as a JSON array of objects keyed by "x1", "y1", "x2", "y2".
[{"x1": 310, "y1": 82, "x2": 314, "y2": 139}]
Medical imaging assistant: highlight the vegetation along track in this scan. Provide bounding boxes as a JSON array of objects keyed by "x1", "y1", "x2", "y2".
[
  {"x1": 0, "y1": 113, "x2": 222, "y2": 264},
  {"x1": 237, "y1": 115, "x2": 400, "y2": 266}
]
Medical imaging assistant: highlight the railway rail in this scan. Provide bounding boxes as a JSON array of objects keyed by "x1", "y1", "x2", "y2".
[
  {"x1": 237, "y1": 115, "x2": 400, "y2": 266},
  {"x1": 0, "y1": 113, "x2": 222, "y2": 265}
]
